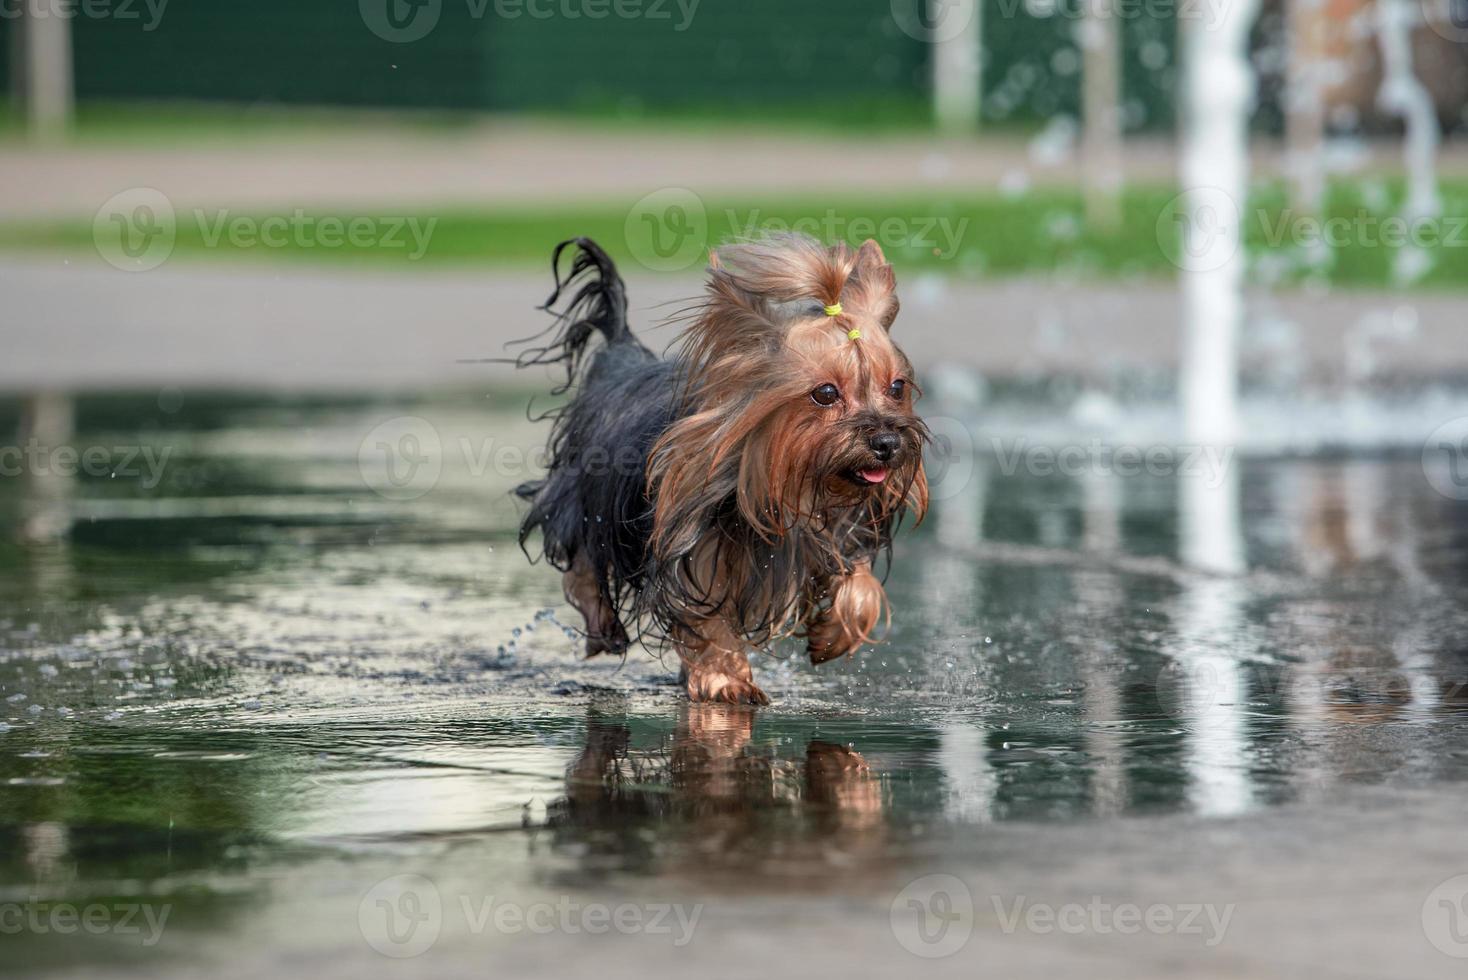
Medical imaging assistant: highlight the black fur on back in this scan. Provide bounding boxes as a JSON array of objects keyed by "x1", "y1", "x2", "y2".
[{"x1": 515, "y1": 238, "x2": 898, "y2": 651}]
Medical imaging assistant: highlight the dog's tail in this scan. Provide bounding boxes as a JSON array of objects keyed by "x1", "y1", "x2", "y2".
[{"x1": 511, "y1": 238, "x2": 641, "y2": 392}]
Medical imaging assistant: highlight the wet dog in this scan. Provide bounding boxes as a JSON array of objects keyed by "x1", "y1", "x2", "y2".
[{"x1": 516, "y1": 234, "x2": 927, "y2": 704}]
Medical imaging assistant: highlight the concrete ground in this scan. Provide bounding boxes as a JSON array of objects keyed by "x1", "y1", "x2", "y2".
[{"x1": 2, "y1": 256, "x2": 1464, "y2": 393}]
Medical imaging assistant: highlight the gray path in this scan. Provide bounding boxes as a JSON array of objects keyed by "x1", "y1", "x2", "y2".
[{"x1": 2, "y1": 256, "x2": 1463, "y2": 393}]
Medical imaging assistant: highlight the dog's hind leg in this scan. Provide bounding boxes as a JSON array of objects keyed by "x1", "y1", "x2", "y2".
[
  {"x1": 563, "y1": 554, "x2": 629, "y2": 658},
  {"x1": 675, "y1": 619, "x2": 769, "y2": 706}
]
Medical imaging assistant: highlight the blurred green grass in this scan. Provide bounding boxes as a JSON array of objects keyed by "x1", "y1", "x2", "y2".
[
  {"x1": 0, "y1": 97, "x2": 972, "y2": 146},
  {"x1": 2, "y1": 181, "x2": 1466, "y2": 289}
]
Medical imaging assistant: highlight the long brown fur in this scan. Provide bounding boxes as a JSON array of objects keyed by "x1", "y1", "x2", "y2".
[
  {"x1": 645, "y1": 235, "x2": 927, "y2": 700},
  {"x1": 517, "y1": 233, "x2": 927, "y2": 705}
]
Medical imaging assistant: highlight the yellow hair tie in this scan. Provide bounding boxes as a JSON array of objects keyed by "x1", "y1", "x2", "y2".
[
  {"x1": 823, "y1": 303, "x2": 843, "y2": 317},
  {"x1": 847, "y1": 328, "x2": 861, "y2": 341}
]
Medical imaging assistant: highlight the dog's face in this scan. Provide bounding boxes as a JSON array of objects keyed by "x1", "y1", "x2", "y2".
[
  {"x1": 769, "y1": 299, "x2": 927, "y2": 518},
  {"x1": 650, "y1": 234, "x2": 928, "y2": 548}
]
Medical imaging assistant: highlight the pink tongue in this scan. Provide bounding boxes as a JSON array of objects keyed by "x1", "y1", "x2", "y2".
[{"x1": 859, "y1": 467, "x2": 890, "y2": 484}]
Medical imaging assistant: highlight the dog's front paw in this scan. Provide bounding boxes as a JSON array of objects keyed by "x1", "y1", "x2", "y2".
[
  {"x1": 685, "y1": 669, "x2": 770, "y2": 706},
  {"x1": 806, "y1": 616, "x2": 863, "y2": 664},
  {"x1": 584, "y1": 620, "x2": 630, "y2": 658}
]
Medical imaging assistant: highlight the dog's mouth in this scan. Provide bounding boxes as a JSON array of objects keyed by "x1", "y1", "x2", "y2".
[{"x1": 843, "y1": 463, "x2": 894, "y2": 487}]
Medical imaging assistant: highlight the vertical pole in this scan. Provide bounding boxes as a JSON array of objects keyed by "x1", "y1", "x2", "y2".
[
  {"x1": 1081, "y1": 0, "x2": 1124, "y2": 229},
  {"x1": 21, "y1": 0, "x2": 74, "y2": 141},
  {"x1": 932, "y1": 0, "x2": 982, "y2": 134}
]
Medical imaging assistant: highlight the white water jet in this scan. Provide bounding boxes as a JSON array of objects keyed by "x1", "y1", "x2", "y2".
[
  {"x1": 1178, "y1": 0, "x2": 1261, "y2": 448},
  {"x1": 1177, "y1": 468, "x2": 1252, "y2": 817}
]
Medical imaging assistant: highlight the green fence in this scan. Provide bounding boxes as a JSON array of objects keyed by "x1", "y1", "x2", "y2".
[{"x1": 1, "y1": 0, "x2": 1181, "y2": 128}]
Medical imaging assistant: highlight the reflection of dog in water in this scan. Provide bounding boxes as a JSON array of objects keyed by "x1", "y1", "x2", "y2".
[{"x1": 549, "y1": 700, "x2": 884, "y2": 877}]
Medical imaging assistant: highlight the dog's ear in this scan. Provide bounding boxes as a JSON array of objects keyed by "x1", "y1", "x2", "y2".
[
  {"x1": 848, "y1": 239, "x2": 898, "y2": 331},
  {"x1": 854, "y1": 238, "x2": 887, "y2": 272},
  {"x1": 708, "y1": 249, "x2": 722, "y2": 270}
]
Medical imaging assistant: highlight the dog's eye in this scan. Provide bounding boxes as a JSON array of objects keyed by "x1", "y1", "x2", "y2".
[
  {"x1": 810, "y1": 384, "x2": 841, "y2": 407},
  {"x1": 887, "y1": 379, "x2": 907, "y2": 400}
]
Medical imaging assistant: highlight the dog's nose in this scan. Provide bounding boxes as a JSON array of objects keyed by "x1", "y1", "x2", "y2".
[{"x1": 868, "y1": 431, "x2": 901, "y2": 461}]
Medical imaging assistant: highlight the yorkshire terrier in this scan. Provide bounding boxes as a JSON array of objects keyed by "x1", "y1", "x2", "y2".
[{"x1": 515, "y1": 233, "x2": 927, "y2": 705}]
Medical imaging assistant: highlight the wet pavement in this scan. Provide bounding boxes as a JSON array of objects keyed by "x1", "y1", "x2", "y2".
[{"x1": 3, "y1": 388, "x2": 1468, "y2": 978}]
